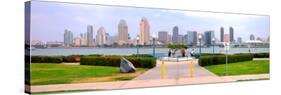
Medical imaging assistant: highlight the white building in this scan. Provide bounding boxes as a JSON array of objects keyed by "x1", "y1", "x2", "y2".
[{"x1": 96, "y1": 27, "x2": 107, "y2": 46}]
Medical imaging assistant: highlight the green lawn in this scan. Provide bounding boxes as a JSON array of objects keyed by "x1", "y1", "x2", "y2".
[
  {"x1": 205, "y1": 60, "x2": 269, "y2": 76},
  {"x1": 31, "y1": 63, "x2": 148, "y2": 85}
]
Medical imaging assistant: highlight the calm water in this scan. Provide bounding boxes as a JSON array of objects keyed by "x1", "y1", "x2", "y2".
[{"x1": 31, "y1": 47, "x2": 269, "y2": 56}]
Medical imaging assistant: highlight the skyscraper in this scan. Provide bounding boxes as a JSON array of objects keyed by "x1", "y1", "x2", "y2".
[
  {"x1": 172, "y1": 26, "x2": 179, "y2": 44},
  {"x1": 63, "y1": 29, "x2": 73, "y2": 47},
  {"x1": 178, "y1": 35, "x2": 184, "y2": 44},
  {"x1": 140, "y1": 17, "x2": 150, "y2": 45},
  {"x1": 220, "y1": 27, "x2": 224, "y2": 42},
  {"x1": 80, "y1": 33, "x2": 87, "y2": 46},
  {"x1": 229, "y1": 27, "x2": 234, "y2": 42},
  {"x1": 118, "y1": 19, "x2": 128, "y2": 44},
  {"x1": 87, "y1": 25, "x2": 94, "y2": 46},
  {"x1": 96, "y1": 27, "x2": 106, "y2": 46},
  {"x1": 250, "y1": 34, "x2": 255, "y2": 40},
  {"x1": 187, "y1": 31, "x2": 197, "y2": 46},
  {"x1": 73, "y1": 37, "x2": 81, "y2": 47},
  {"x1": 183, "y1": 34, "x2": 188, "y2": 45},
  {"x1": 224, "y1": 34, "x2": 229, "y2": 42},
  {"x1": 204, "y1": 31, "x2": 215, "y2": 46},
  {"x1": 158, "y1": 31, "x2": 168, "y2": 45},
  {"x1": 237, "y1": 37, "x2": 242, "y2": 43}
]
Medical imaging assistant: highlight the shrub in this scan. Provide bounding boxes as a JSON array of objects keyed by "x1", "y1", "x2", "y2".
[
  {"x1": 131, "y1": 54, "x2": 154, "y2": 57},
  {"x1": 199, "y1": 54, "x2": 253, "y2": 66},
  {"x1": 80, "y1": 55, "x2": 156, "y2": 68},
  {"x1": 194, "y1": 53, "x2": 224, "y2": 59},
  {"x1": 253, "y1": 53, "x2": 269, "y2": 58},
  {"x1": 63, "y1": 55, "x2": 81, "y2": 62},
  {"x1": 31, "y1": 56, "x2": 63, "y2": 63}
]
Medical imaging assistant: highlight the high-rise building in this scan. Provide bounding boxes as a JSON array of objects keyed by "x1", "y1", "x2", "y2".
[
  {"x1": 172, "y1": 26, "x2": 179, "y2": 44},
  {"x1": 224, "y1": 34, "x2": 229, "y2": 42},
  {"x1": 105, "y1": 33, "x2": 110, "y2": 45},
  {"x1": 73, "y1": 37, "x2": 81, "y2": 47},
  {"x1": 140, "y1": 17, "x2": 150, "y2": 45},
  {"x1": 237, "y1": 37, "x2": 242, "y2": 43},
  {"x1": 87, "y1": 25, "x2": 94, "y2": 46},
  {"x1": 183, "y1": 34, "x2": 188, "y2": 45},
  {"x1": 167, "y1": 34, "x2": 172, "y2": 44},
  {"x1": 80, "y1": 33, "x2": 87, "y2": 46},
  {"x1": 256, "y1": 37, "x2": 262, "y2": 41},
  {"x1": 178, "y1": 35, "x2": 184, "y2": 44},
  {"x1": 158, "y1": 31, "x2": 168, "y2": 45},
  {"x1": 118, "y1": 19, "x2": 128, "y2": 44},
  {"x1": 63, "y1": 29, "x2": 73, "y2": 47},
  {"x1": 107, "y1": 35, "x2": 117, "y2": 45},
  {"x1": 187, "y1": 31, "x2": 197, "y2": 46},
  {"x1": 96, "y1": 27, "x2": 106, "y2": 46},
  {"x1": 220, "y1": 27, "x2": 224, "y2": 42},
  {"x1": 204, "y1": 31, "x2": 215, "y2": 46},
  {"x1": 229, "y1": 27, "x2": 234, "y2": 42},
  {"x1": 250, "y1": 34, "x2": 255, "y2": 40}
]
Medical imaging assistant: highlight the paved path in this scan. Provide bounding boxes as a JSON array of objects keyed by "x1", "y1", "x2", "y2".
[{"x1": 133, "y1": 59, "x2": 217, "y2": 80}]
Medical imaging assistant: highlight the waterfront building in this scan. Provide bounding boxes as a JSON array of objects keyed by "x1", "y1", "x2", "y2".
[
  {"x1": 158, "y1": 31, "x2": 168, "y2": 45},
  {"x1": 140, "y1": 17, "x2": 150, "y2": 45},
  {"x1": 204, "y1": 31, "x2": 215, "y2": 46},
  {"x1": 172, "y1": 26, "x2": 179, "y2": 44},
  {"x1": 63, "y1": 29, "x2": 73, "y2": 47},
  {"x1": 220, "y1": 27, "x2": 224, "y2": 42},
  {"x1": 187, "y1": 31, "x2": 197, "y2": 46},
  {"x1": 87, "y1": 25, "x2": 94, "y2": 46},
  {"x1": 229, "y1": 27, "x2": 234, "y2": 42},
  {"x1": 250, "y1": 34, "x2": 255, "y2": 40},
  {"x1": 118, "y1": 19, "x2": 128, "y2": 44},
  {"x1": 96, "y1": 27, "x2": 107, "y2": 46}
]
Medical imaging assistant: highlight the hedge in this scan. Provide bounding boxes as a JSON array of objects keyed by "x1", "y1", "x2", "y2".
[
  {"x1": 253, "y1": 53, "x2": 269, "y2": 58},
  {"x1": 199, "y1": 54, "x2": 254, "y2": 66},
  {"x1": 80, "y1": 55, "x2": 156, "y2": 68},
  {"x1": 194, "y1": 53, "x2": 224, "y2": 58},
  {"x1": 31, "y1": 56, "x2": 63, "y2": 63},
  {"x1": 131, "y1": 54, "x2": 154, "y2": 57},
  {"x1": 63, "y1": 55, "x2": 81, "y2": 62}
]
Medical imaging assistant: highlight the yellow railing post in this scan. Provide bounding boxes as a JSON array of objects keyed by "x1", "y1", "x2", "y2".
[
  {"x1": 189, "y1": 60, "x2": 193, "y2": 78},
  {"x1": 161, "y1": 61, "x2": 165, "y2": 79}
]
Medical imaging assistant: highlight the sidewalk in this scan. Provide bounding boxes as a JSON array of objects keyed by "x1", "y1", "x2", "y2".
[{"x1": 133, "y1": 60, "x2": 217, "y2": 80}]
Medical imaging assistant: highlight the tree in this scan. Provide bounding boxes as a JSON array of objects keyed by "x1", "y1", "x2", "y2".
[{"x1": 168, "y1": 44, "x2": 188, "y2": 49}]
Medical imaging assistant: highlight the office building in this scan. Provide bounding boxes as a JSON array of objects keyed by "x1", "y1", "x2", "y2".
[
  {"x1": 118, "y1": 19, "x2": 128, "y2": 44},
  {"x1": 140, "y1": 17, "x2": 150, "y2": 45}
]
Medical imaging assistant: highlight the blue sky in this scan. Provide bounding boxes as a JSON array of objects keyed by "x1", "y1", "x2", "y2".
[{"x1": 30, "y1": 1, "x2": 269, "y2": 42}]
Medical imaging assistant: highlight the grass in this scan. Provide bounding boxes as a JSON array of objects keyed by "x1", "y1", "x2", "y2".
[
  {"x1": 205, "y1": 60, "x2": 269, "y2": 76},
  {"x1": 31, "y1": 63, "x2": 148, "y2": 85}
]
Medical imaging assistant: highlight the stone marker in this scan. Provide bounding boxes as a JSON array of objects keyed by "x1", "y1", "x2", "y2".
[{"x1": 120, "y1": 57, "x2": 136, "y2": 73}]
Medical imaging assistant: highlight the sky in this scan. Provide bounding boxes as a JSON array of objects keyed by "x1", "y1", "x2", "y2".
[{"x1": 30, "y1": 1, "x2": 270, "y2": 42}]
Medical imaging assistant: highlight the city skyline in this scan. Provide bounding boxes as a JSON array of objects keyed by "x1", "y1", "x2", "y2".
[{"x1": 30, "y1": 1, "x2": 269, "y2": 43}]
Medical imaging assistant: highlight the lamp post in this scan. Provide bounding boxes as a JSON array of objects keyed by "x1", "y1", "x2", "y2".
[
  {"x1": 212, "y1": 38, "x2": 215, "y2": 54},
  {"x1": 152, "y1": 34, "x2": 156, "y2": 58},
  {"x1": 224, "y1": 42, "x2": 230, "y2": 76},
  {"x1": 198, "y1": 34, "x2": 202, "y2": 57},
  {"x1": 136, "y1": 35, "x2": 140, "y2": 56}
]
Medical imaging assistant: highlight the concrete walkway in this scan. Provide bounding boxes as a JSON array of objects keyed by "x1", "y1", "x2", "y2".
[
  {"x1": 30, "y1": 59, "x2": 270, "y2": 92},
  {"x1": 133, "y1": 59, "x2": 217, "y2": 80}
]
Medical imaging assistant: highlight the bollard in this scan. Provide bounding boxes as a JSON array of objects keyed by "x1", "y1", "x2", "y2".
[
  {"x1": 161, "y1": 61, "x2": 165, "y2": 79},
  {"x1": 189, "y1": 60, "x2": 193, "y2": 78}
]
